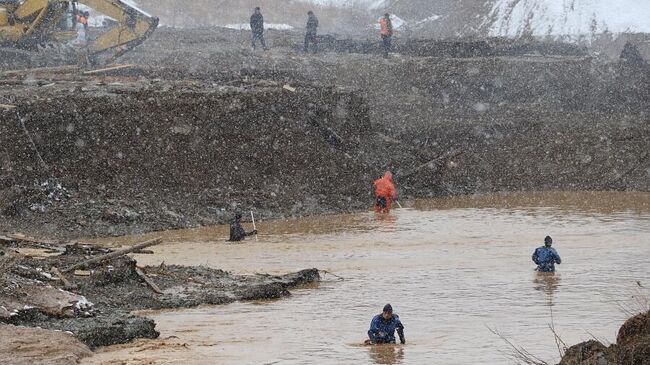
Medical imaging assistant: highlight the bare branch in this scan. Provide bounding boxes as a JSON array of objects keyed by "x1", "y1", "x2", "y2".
[{"x1": 487, "y1": 326, "x2": 550, "y2": 365}]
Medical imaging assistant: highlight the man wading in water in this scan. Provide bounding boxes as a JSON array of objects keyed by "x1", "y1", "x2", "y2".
[
  {"x1": 366, "y1": 304, "x2": 405, "y2": 344},
  {"x1": 532, "y1": 235, "x2": 562, "y2": 272},
  {"x1": 373, "y1": 171, "x2": 398, "y2": 213},
  {"x1": 229, "y1": 213, "x2": 257, "y2": 242}
]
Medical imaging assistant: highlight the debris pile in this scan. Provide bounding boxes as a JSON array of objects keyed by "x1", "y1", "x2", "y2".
[{"x1": 0, "y1": 234, "x2": 320, "y2": 349}]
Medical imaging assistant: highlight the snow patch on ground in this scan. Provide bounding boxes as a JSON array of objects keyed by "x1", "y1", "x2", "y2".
[
  {"x1": 372, "y1": 14, "x2": 406, "y2": 30},
  {"x1": 224, "y1": 23, "x2": 295, "y2": 31},
  {"x1": 414, "y1": 14, "x2": 442, "y2": 27},
  {"x1": 296, "y1": 0, "x2": 387, "y2": 9},
  {"x1": 489, "y1": 0, "x2": 650, "y2": 39},
  {"x1": 121, "y1": 0, "x2": 152, "y2": 17}
]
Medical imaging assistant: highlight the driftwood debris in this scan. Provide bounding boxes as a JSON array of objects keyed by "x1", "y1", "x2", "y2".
[
  {"x1": 62, "y1": 238, "x2": 162, "y2": 273},
  {"x1": 82, "y1": 64, "x2": 135, "y2": 76},
  {"x1": 132, "y1": 249, "x2": 155, "y2": 254},
  {"x1": 51, "y1": 267, "x2": 77, "y2": 290},
  {"x1": 401, "y1": 148, "x2": 464, "y2": 179},
  {"x1": 5, "y1": 233, "x2": 66, "y2": 252},
  {"x1": 135, "y1": 267, "x2": 163, "y2": 294},
  {"x1": 1, "y1": 65, "x2": 79, "y2": 77}
]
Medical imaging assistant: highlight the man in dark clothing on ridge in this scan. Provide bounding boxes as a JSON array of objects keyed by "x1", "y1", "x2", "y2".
[
  {"x1": 229, "y1": 213, "x2": 257, "y2": 242},
  {"x1": 367, "y1": 304, "x2": 405, "y2": 344},
  {"x1": 304, "y1": 10, "x2": 319, "y2": 53},
  {"x1": 250, "y1": 7, "x2": 267, "y2": 50}
]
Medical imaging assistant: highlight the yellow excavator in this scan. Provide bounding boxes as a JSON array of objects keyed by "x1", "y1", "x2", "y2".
[{"x1": 0, "y1": 0, "x2": 157, "y2": 68}]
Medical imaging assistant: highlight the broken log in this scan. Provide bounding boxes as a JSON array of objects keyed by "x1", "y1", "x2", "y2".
[
  {"x1": 1, "y1": 65, "x2": 79, "y2": 76},
  {"x1": 135, "y1": 267, "x2": 163, "y2": 294},
  {"x1": 51, "y1": 267, "x2": 77, "y2": 290},
  {"x1": 61, "y1": 238, "x2": 162, "y2": 273},
  {"x1": 132, "y1": 249, "x2": 154, "y2": 254},
  {"x1": 82, "y1": 64, "x2": 135, "y2": 75},
  {"x1": 8, "y1": 233, "x2": 59, "y2": 245},
  {"x1": 5, "y1": 233, "x2": 65, "y2": 253},
  {"x1": 400, "y1": 148, "x2": 464, "y2": 179}
]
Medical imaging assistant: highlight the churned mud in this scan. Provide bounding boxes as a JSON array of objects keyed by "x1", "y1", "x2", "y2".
[{"x1": 0, "y1": 324, "x2": 93, "y2": 365}]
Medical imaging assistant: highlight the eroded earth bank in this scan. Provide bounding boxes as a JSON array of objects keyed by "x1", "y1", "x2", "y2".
[
  {"x1": 0, "y1": 26, "x2": 648, "y2": 364},
  {"x1": 1, "y1": 27, "x2": 648, "y2": 239}
]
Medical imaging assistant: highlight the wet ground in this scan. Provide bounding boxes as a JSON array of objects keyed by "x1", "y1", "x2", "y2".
[{"x1": 85, "y1": 191, "x2": 650, "y2": 365}]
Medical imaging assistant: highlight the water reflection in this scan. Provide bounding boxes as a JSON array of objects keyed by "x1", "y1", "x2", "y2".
[
  {"x1": 374, "y1": 212, "x2": 398, "y2": 232},
  {"x1": 367, "y1": 344, "x2": 405, "y2": 365},
  {"x1": 533, "y1": 272, "x2": 562, "y2": 307}
]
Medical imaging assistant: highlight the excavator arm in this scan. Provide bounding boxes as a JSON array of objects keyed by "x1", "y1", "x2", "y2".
[
  {"x1": 79, "y1": 0, "x2": 158, "y2": 56},
  {"x1": 1, "y1": 0, "x2": 157, "y2": 60}
]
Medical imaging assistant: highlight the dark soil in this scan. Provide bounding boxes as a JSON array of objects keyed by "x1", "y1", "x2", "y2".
[{"x1": 559, "y1": 310, "x2": 650, "y2": 365}]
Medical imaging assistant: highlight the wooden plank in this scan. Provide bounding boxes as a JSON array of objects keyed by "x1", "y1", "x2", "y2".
[
  {"x1": 135, "y1": 267, "x2": 163, "y2": 294},
  {"x1": 1, "y1": 65, "x2": 79, "y2": 76},
  {"x1": 82, "y1": 64, "x2": 135, "y2": 75},
  {"x1": 61, "y1": 238, "x2": 162, "y2": 273},
  {"x1": 51, "y1": 267, "x2": 77, "y2": 290},
  {"x1": 8, "y1": 233, "x2": 59, "y2": 245}
]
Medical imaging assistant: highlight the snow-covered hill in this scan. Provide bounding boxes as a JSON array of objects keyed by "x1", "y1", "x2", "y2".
[
  {"x1": 298, "y1": 0, "x2": 650, "y2": 40},
  {"x1": 305, "y1": 0, "x2": 387, "y2": 8},
  {"x1": 488, "y1": 0, "x2": 650, "y2": 39}
]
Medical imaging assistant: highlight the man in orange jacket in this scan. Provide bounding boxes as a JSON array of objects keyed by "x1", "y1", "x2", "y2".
[
  {"x1": 374, "y1": 171, "x2": 397, "y2": 213},
  {"x1": 379, "y1": 13, "x2": 393, "y2": 58}
]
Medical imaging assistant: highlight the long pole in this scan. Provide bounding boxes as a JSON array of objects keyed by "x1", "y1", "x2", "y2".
[
  {"x1": 251, "y1": 211, "x2": 258, "y2": 241},
  {"x1": 62, "y1": 238, "x2": 162, "y2": 273},
  {"x1": 396, "y1": 200, "x2": 403, "y2": 209}
]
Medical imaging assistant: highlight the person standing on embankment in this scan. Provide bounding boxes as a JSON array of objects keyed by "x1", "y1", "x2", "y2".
[
  {"x1": 532, "y1": 236, "x2": 562, "y2": 272},
  {"x1": 304, "y1": 10, "x2": 319, "y2": 53},
  {"x1": 373, "y1": 171, "x2": 398, "y2": 213},
  {"x1": 379, "y1": 13, "x2": 393, "y2": 58},
  {"x1": 250, "y1": 7, "x2": 267, "y2": 50}
]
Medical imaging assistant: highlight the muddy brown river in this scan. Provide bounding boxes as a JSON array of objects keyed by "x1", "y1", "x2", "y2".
[{"x1": 85, "y1": 192, "x2": 649, "y2": 365}]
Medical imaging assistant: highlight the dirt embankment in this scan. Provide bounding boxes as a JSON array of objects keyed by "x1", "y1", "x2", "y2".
[
  {"x1": 0, "y1": 27, "x2": 649, "y2": 239},
  {"x1": 559, "y1": 309, "x2": 650, "y2": 365}
]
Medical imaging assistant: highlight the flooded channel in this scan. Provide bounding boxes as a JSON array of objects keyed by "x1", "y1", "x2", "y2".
[{"x1": 86, "y1": 192, "x2": 650, "y2": 365}]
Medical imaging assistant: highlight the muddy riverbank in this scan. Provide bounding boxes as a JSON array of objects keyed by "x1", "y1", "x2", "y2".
[{"x1": 0, "y1": 235, "x2": 319, "y2": 351}]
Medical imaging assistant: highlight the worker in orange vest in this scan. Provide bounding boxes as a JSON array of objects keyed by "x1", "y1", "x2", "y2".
[
  {"x1": 379, "y1": 13, "x2": 393, "y2": 58},
  {"x1": 373, "y1": 171, "x2": 398, "y2": 213},
  {"x1": 74, "y1": 10, "x2": 88, "y2": 45}
]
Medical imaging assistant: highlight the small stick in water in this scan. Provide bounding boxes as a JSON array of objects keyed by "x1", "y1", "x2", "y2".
[
  {"x1": 251, "y1": 211, "x2": 258, "y2": 241},
  {"x1": 321, "y1": 270, "x2": 345, "y2": 281}
]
